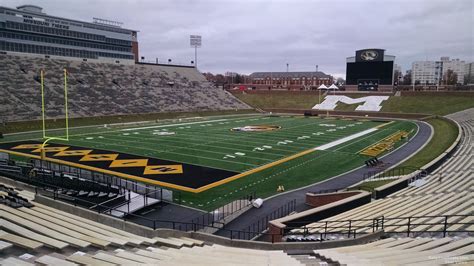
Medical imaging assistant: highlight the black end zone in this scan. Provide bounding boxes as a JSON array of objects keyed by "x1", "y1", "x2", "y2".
[{"x1": 0, "y1": 141, "x2": 238, "y2": 192}]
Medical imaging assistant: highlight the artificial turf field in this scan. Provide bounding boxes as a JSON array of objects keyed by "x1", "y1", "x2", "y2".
[{"x1": 1, "y1": 114, "x2": 417, "y2": 211}]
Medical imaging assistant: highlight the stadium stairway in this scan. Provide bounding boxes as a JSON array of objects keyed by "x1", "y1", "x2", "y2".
[{"x1": 0, "y1": 183, "x2": 305, "y2": 265}]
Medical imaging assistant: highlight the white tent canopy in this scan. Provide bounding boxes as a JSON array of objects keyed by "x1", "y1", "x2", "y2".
[
  {"x1": 317, "y1": 84, "x2": 328, "y2": 90},
  {"x1": 328, "y1": 84, "x2": 339, "y2": 90}
]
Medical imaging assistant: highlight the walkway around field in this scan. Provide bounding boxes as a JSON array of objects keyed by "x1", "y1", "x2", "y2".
[{"x1": 216, "y1": 120, "x2": 432, "y2": 236}]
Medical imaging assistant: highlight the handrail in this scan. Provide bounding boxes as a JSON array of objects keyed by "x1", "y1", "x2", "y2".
[{"x1": 284, "y1": 214, "x2": 474, "y2": 238}]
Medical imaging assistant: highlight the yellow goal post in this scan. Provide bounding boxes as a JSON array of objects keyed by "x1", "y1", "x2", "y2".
[{"x1": 40, "y1": 68, "x2": 70, "y2": 159}]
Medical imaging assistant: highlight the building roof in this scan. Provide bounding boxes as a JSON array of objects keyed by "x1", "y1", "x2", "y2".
[
  {"x1": 0, "y1": 5, "x2": 138, "y2": 32},
  {"x1": 249, "y1": 71, "x2": 332, "y2": 79}
]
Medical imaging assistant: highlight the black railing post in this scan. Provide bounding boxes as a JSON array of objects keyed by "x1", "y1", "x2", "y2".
[
  {"x1": 324, "y1": 221, "x2": 328, "y2": 239},
  {"x1": 407, "y1": 217, "x2": 411, "y2": 237},
  {"x1": 348, "y1": 220, "x2": 352, "y2": 238},
  {"x1": 443, "y1": 216, "x2": 448, "y2": 237}
]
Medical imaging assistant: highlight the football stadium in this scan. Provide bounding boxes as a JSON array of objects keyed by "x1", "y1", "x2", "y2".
[{"x1": 0, "y1": 2, "x2": 473, "y2": 266}]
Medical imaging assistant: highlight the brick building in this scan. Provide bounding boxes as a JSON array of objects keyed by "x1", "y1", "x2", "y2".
[{"x1": 248, "y1": 71, "x2": 333, "y2": 90}]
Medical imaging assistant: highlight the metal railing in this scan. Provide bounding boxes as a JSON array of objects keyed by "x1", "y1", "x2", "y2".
[
  {"x1": 285, "y1": 214, "x2": 474, "y2": 239},
  {"x1": 234, "y1": 199, "x2": 297, "y2": 241},
  {"x1": 190, "y1": 191, "x2": 256, "y2": 229},
  {"x1": 363, "y1": 166, "x2": 424, "y2": 181}
]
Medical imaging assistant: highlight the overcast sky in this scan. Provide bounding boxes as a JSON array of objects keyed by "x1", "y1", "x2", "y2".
[{"x1": 4, "y1": 0, "x2": 473, "y2": 78}]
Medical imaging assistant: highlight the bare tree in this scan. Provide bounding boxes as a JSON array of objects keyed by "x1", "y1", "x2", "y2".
[
  {"x1": 443, "y1": 69, "x2": 458, "y2": 85},
  {"x1": 402, "y1": 70, "x2": 412, "y2": 85}
]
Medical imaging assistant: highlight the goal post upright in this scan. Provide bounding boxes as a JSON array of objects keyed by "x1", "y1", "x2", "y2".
[
  {"x1": 40, "y1": 69, "x2": 46, "y2": 139},
  {"x1": 64, "y1": 68, "x2": 69, "y2": 140},
  {"x1": 40, "y1": 68, "x2": 70, "y2": 159}
]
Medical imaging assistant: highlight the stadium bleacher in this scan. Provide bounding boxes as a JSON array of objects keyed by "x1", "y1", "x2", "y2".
[
  {"x1": 289, "y1": 108, "x2": 473, "y2": 237},
  {"x1": 0, "y1": 183, "x2": 303, "y2": 265},
  {"x1": 0, "y1": 54, "x2": 251, "y2": 122},
  {"x1": 314, "y1": 237, "x2": 473, "y2": 265}
]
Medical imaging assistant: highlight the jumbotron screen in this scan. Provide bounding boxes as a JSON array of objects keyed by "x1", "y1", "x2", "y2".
[{"x1": 346, "y1": 61, "x2": 393, "y2": 85}]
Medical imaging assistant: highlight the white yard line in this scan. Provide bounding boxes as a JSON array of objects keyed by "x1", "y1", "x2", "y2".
[
  {"x1": 120, "y1": 119, "x2": 230, "y2": 131},
  {"x1": 314, "y1": 128, "x2": 378, "y2": 151}
]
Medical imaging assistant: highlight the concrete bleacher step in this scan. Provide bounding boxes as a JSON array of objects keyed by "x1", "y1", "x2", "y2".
[
  {"x1": 0, "y1": 230, "x2": 43, "y2": 250},
  {"x1": 32, "y1": 202, "x2": 157, "y2": 245},
  {"x1": 0, "y1": 218, "x2": 69, "y2": 250},
  {"x1": 153, "y1": 236, "x2": 185, "y2": 248},
  {"x1": 137, "y1": 248, "x2": 174, "y2": 260},
  {"x1": 179, "y1": 236, "x2": 205, "y2": 246},
  {"x1": 290, "y1": 254, "x2": 330, "y2": 266},
  {"x1": 0, "y1": 257, "x2": 34, "y2": 266},
  {"x1": 168, "y1": 236, "x2": 196, "y2": 247},
  {"x1": 66, "y1": 253, "x2": 116, "y2": 266},
  {"x1": 114, "y1": 250, "x2": 162, "y2": 264},
  {"x1": 0, "y1": 239, "x2": 13, "y2": 251},
  {"x1": 322, "y1": 238, "x2": 473, "y2": 266},
  {"x1": 30, "y1": 206, "x2": 138, "y2": 246},
  {"x1": 16, "y1": 206, "x2": 112, "y2": 248},
  {"x1": 92, "y1": 251, "x2": 144, "y2": 265},
  {"x1": 0, "y1": 209, "x2": 91, "y2": 248},
  {"x1": 36, "y1": 254, "x2": 78, "y2": 266}
]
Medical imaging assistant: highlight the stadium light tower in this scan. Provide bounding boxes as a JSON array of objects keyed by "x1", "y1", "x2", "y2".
[{"x1": 190, "y1": 35, "x2": 201, "y2": 68}]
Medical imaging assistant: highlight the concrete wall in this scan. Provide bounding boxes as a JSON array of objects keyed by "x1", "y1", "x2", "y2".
[
  {"x1": 306, "y1": 191, "x2": 361, "y2": 207},
  {"x1": 400, "y1": 90, "x2": 474, "y2": 97},
  {"x1": 345, "y1": 85, "x2": 393, "y2": 92},
  {"x1": 264, "y1": 108, "x2": 430, "y2": 120}
]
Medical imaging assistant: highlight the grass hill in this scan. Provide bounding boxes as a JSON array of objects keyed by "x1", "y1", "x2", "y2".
[{"x1": 232, "y1": 91, "x2": 474, "y2": 116}]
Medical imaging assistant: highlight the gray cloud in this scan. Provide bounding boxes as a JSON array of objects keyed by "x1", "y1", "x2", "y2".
[{"x1": 4, "y1": 0, "x2": 473, "y2": 77}]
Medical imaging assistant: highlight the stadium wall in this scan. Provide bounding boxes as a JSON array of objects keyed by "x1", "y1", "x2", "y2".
[
  {"x1": 306, "y1": 191, "x2": 361, "y2": 208},
  {"x1": 230, "y1": 90, "x2": 393, "y2": 96},
  {"x1": 264, "y1": 108, "x2": 431, "y2": 119},
  {"x1": 399, "y1": 91, "x2": 474, "y2": 97}
]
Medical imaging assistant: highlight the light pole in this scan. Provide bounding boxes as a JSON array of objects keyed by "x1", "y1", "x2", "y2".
[{"x1": 190, "y1": 35, "x2": 201, "y2": 68}]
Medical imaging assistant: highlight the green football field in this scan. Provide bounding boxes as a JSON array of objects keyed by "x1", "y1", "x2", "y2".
[{"x1": 1, "y1": 114, "x2": 417, "y2": 211}]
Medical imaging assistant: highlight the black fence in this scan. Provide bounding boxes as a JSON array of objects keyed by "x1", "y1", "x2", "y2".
[
  {"x1": 191, "y1": 191, "x2": 256, "y2": 229},
  {"x1": 217, "y1": 199, "x2": 297, "y2": 241},
  {"x1": 363, "y1": 166, "x2": 424, "y2": 181},
  {"x1": 285, "y1": 214, "x2": 474, "y2": 239}
]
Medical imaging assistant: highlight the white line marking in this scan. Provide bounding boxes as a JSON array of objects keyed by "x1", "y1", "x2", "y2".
[
  {"x1": 314, "y1": 128, "x2": 378, "y2": 151},
  {"x1": 121, "y1": 119, "x2": 228, "y2": 131}
]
